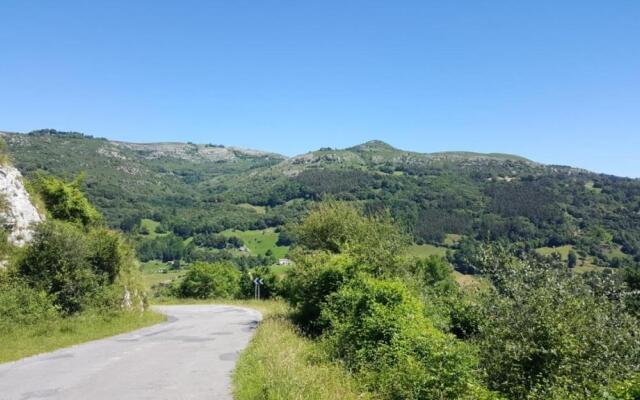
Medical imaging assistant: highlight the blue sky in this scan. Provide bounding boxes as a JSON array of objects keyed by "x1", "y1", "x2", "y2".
[{"x1": 1, "y1": 1, "x2": 638, "y2": 177}]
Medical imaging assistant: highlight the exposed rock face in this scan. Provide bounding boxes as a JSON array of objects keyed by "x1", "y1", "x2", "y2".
[
  {"x1": 112, "y1": 141, "x2": 285, "y2": 162},
  {"x1": 0, "y1": 165, "x2": 43, "y2": 246}
]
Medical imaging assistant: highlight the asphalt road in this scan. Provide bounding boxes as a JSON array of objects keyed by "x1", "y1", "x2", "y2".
[{"x1": 0, "y1": 305, "x2": 262, "y2": 400}]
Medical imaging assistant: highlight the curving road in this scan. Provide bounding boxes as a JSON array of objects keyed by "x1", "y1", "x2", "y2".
[{"x1": 0, "y1": 305, "x2": 262, "y2": 400}]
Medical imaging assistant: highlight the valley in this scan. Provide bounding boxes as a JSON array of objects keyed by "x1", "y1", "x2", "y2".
[
  {"x1": 3, "y1": 129, "x2": 638, "y2": 281},
  {"x1": 1, "y1": 129, "x2": 639, "y2": 400}
]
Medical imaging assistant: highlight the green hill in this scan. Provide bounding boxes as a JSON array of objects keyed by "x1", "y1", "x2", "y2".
[{"x1": 3, "y1": 129, "x2": 639, "y2": 270}]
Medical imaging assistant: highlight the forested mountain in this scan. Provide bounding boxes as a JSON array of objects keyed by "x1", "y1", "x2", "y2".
[{"x1": 3, "y1": 129, "x2": 639, "y2": 270}]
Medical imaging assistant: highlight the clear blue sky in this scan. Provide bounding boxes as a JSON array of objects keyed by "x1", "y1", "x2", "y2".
[{"x1": 1, "y1": 1, "x2": 638, "y2": 177}]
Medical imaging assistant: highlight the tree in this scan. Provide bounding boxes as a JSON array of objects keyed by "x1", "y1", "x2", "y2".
[
  {"x1": 296, "y1": 201, "x2": 406, "y2": 277},
  {"x1": 296, "y1": 200, "x2": 366, "y2": 253},
  {"x1": 178, "y1": 262, "x2": 240, "y2": 299},
  {"x1": 567, "y1": 250, "x2": 578, "y2": 268}
]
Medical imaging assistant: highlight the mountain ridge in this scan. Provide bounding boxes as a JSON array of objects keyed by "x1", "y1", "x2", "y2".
[
  {"x1": 1, "y1": 130, "x2": 548, "y2": 172},
  {"x1": 1, "y1": 128, "x2": 639, "y2": 271}
]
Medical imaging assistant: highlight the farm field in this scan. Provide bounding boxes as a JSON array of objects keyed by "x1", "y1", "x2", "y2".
[
  {"x1": 139, "y1": 260, "x2": 185, "y2": 291},
  {"x1": 221, "y1": 228, "x2": 289, "y2": 259},
  {"x1": 535, "y1": 245, "x2": 607, "y2": 271},
  {"x1": 405, "y1": 244, "x2": 448, "y2": 258},
  {"x1": 139, "y1": 218, "x2": 167, "y2": 238}
]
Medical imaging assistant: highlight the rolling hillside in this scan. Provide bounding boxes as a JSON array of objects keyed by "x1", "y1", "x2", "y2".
[{"x1": 2, "y1": 129, "x2": 639, "y2": 270}]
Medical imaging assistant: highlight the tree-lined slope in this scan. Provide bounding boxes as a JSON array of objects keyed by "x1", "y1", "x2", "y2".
[{"x1": 3, "y1": 129, "x2": 639, "y2": 270}]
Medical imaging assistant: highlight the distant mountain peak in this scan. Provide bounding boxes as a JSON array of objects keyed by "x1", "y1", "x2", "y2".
[{"x1": 348, "y1": 140, "x2": 398, "y2": 152}]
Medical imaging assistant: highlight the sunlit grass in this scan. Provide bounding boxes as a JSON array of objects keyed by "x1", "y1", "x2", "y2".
[
  {"x1": 405, "y1": 243, "x2": 448, "y2": 258},
  {"x1": 221, "y1": 228, "x2": 289, "y2": 259},
  {"x1": 0, "y1": 310, "x2": 165, "y2": 363},
  {"x1": 232, "y1": 301, "x2": 370, "y2": 400}
]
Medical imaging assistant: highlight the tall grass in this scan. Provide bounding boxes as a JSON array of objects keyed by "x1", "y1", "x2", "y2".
[
  {"x1": 0, "y1": 310, "x2": 165, "y2": 363},
  {"x1": 232, "y1": 301, "x2": 370, "y2": 400}
]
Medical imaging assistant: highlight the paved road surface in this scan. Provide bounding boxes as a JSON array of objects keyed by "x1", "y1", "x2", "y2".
[{"x1": 0, "y1": 305, "x2": 262, "y2": 400}]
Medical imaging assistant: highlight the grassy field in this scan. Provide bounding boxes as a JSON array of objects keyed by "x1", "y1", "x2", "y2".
[
  {"x1": 222, "y1": 228, "x2": 289, "y2": 259},
  {"x1": 405, "y1": 244, "x2": 448, "y2": 258},
  {"x1": 271, "y1": 264, "x2": 293, "y2": 277},
  {"x1": 452, "y1": 271, "x2": 492, "y2": 290},
  {"x1": 444, "y1": 234, "x2": 463, "y2": 246},
  {"x1": 232, "y1": 301, "x2": 370, "y2": 400},
  {"x1": 535, "y1": 245, "x2": 574, "y2": 259},
  {"x1": 139, "y1": 260, "x2": 185, "y2": 291},
  {"x1": 139, "y1": 218, "x2": 167, "y2": 238},
  {"x1": 237, "y1": 203, "x2": 267, "y2": 214},
  {"x1": 0, "y1": 311, "x2": 165, "y2": 363},
  {"x1": 535, "y1": 245, "x2": 607, "y2": 272}
]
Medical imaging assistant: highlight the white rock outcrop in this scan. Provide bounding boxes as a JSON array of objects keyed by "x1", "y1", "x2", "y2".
[{"x1": 0, "y1": 165, "x2": 44, "y2": 246}]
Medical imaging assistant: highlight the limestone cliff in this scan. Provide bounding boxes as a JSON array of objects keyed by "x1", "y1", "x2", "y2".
[{"x1": 0, "y1": 164, "x2": 44, "y2": 246}]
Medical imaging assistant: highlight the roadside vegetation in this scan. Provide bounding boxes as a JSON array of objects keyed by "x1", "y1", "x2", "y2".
[
  {"x1": 2, "y1": 132, "x2": 639, "y2": 398},
  {"x1": 0, "y1": 174, "x2": 162, "y2": 362},
  {"x1": 153, "y1": 200, "x2": 640, "y2": 400},
  {"x1": 0, "y1": 310, "x2": 164, "y2": 363},
  {"x1": 233, "y1": 300, "x2": 370, "y2": 400}
]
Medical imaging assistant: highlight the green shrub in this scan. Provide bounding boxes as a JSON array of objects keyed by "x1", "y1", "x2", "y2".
[
  {"x1": 600, "y1": 374, "x2": 640, "y2": 400},
  {"x1": 323, "y1": 276, "x2": 486, "y2": 400},
  {"x1": 295, "y1": 201, "x2": 406, "y2": 276},
  {"x1": 178, "y1": 262, "x2": 240, "y2": 299},
  {"x1": 296, "y1": 201, "x2": 366, "y2": 253},
  {"x1": 17, "y1": 220, "x2": 144, "y2": 314},
  {"x1": 476, "y1": 249, "x2": 640, "y2": 399},
  {"x1": 0, "y1": 274, "x2": 58, "y2": 331},
  {"x1": 18, "y1": 221, "x2": 98, "y2": 313},
  {"x1": 282, "y1": 251, "x2": 350, "y2": 334},
  {"x1": 33, "y1": 173, "x2": 102, "y2": 226},
  {"x1": 87, "y1": 228, "x2": 135, "y2": 283},
  {"x1": 239, "y1": 265, "x2": 279, "y2": 299}
]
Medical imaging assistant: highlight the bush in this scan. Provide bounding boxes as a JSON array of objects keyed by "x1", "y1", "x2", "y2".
[
  {"x1": 601, "y1": 374, "x2": 640, "y2": 400},
  {"x1": 408, "y1": 255, "x2": 458, "y2": 294},
  {"x1": 178, "y1": 262, "x2": 240, "y2": 299},
  {"x1": 18, "y1": 221, "x2": 98, "y2": 313},
  {"x1": 282, "y1": 251, "x2": 350, "y2": 334},
  {"x1": 0, "y1": 274, "x2": 58, "y2": 331},
  {"x1": 239, "y1": 265, "x2": 279, "y2": 300},
  {"x1": 295, "y1": 201, "x2": 406, "y2": 277},
  {"x1": 322, "y1": 276, "x2": 486, "y2": 400},
  {"x1": 33, "y1": 174, "x2": 102, "y2": 226},
  {"x1": 476, "y1": 249, "x2": 640, "y2": 399},
  {"x1": 296, "y1": 201, "x2": 367, "y2": 253},
  {"x1": 17, "y1": 220, "x2": 143, "y2": 314},
  {"x1": 87, "y1": 228, "x2": 135, "y2": 283}
]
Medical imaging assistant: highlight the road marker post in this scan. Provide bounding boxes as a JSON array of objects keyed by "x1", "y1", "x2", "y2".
[{"x1": 253, "y1": 277, "x2": 264, "y2": 300}]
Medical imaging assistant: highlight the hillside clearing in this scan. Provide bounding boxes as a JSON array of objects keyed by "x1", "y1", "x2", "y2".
[
  {"x1": 222, "y1": 228, "x2": 289, "y2": 259},
  {"x1": 406, "y1": 244, "x2": 448, "y2": 258}
]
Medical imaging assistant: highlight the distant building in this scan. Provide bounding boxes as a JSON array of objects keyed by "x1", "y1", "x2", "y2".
[{"x1": 278, "y1": 258, "x2": 292, "y2": 265}]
